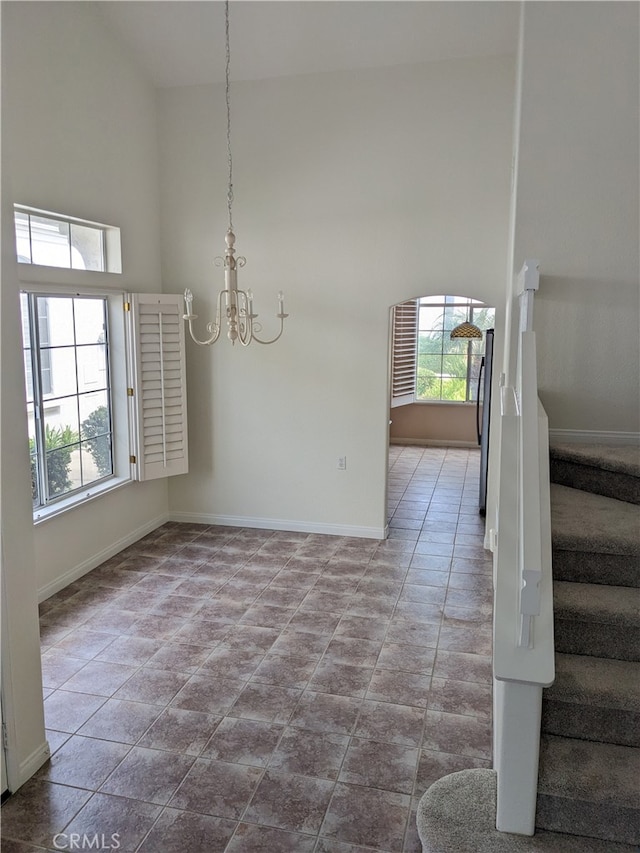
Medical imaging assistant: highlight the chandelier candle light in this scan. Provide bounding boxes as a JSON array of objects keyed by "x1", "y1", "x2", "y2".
[{"x1": 183, "y1": 0, "x2": 288, "y2": 346}]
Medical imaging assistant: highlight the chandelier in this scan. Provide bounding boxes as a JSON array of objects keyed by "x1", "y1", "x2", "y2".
[{"x1": 183, "y1": 0, "x2": 288, "y2": 346}]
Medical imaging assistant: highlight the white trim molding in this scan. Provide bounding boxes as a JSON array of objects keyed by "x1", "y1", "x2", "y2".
[
  {"x1": 37, "y1": 512, "x2": 169, "y2": 602},
  {"x1": 390, "y1": 438, "x2": 479, "y2": 449},
  {"x1": 548, "y1": 429, "x2": 640, "y2": 446},
  {"x1": 169, "y1": 512, "x2": 387, "y2": 541}
]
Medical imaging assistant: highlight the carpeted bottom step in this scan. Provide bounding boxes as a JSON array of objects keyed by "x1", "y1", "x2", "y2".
[
  {"x1": 553, "y1": 581, "x2": 640, "y2": 660},
  {"x1": 416, "y1": 769, "x2": 637, "y2": 852},
  {"x1": 536, "y1": 735, "x2": 640, "y2": 845},
  {"x1": 550, "y1": 485, "x2": 640, "y2": 588},
  {"x1": 549, "y1": 443, "x2": 640, "y2": 505},
  {"x1": 542, "y1": 654, "x2": 640, "y2": 746}
]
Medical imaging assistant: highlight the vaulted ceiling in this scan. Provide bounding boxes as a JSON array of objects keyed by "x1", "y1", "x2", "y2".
[{"x1": 95, "y1": 1, "x2": 520, "y2": 87}]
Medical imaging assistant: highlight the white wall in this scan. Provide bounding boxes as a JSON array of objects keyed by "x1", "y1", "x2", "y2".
[
  {"x1": 512, "y1": 1, "x2": 639, "y2": 433},
  {"x1": 2, "y1": 1, "x2": 169, "y2": 597},
  {"x1": 161, "y1": 56, "x2": 515, "y2": 535},
  {"x1": 1, "y1": 1, "x2": 165, "y2": 787}
]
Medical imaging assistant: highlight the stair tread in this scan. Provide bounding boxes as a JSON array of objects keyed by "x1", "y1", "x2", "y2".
[
  {"x1": 551, "y1": 484, "x2": 640, "y2": 555},
  {"x1": 550, "y1": 443, "x2": 640, "y2": 479},
  {"x1": 545, "y1": 654, "x2": 640, "y2": 710},
  {"x1": 554, "y1": 581, "x2": 640, "y2": 627},
  {"x1": 539, "y1": 735, "x2": 640, "y2": 808}
]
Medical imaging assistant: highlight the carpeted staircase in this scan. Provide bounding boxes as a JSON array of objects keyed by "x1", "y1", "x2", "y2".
[{"x1": 536, "y1": 442, "x2": 640, "y2": 846}]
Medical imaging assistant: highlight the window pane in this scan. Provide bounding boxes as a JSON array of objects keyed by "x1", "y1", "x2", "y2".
[
  {"x1": 81, "y1": 435, "x2": 112, "y2": 484},
  {"x1": 418, "y1": 331, "x2": 444, "y2": 355},
  {"x1": 77, "y1": 345, "x2": 108, "y2": 394},
  {"x1": 45, "y1": 442, "x2": 78, "y2": 498},
  {"x1": 74, "y1": 298, "x2": 106, "y2": 345},
  {"x1": 443, "y1": 337, "x2": 468, "y2": 355},
  {"x1": 418, "y1": 306, "x2": 444, "y2": 330},
  {"x1": 441, "y1": 377, "x2": 467, "y2": 401},
  {"x1": 417, "y1": 370, "x2": 442, "y2": 399},
  {"x1": 71, "y1": 224, "x2": 104, "y2": 271},
  {"x1": 38, "y1": 297, "x2": 75, "y2": 346},
  {"x1": 442, "y1": 354, "x2": 467, "y2": 380},
  {"x1": 79, "y1": 391, "x2": 110, "y2": 438},
  {"x1": 419, "y1": 353, "x2": 443, "y2": 374},
  {"x1": 30, "y1": 216, "x2": 71, "y2": 268},
  {"x1": 443, "y1": 306, "x2": 468, "y2": 330},
  {"x1": 47, "y1": 347, "x2": 78, "y2": 398}
]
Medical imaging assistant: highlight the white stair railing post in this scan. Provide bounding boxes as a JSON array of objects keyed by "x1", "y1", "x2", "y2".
[{"x1": 493, "y1": 260, "x2": 554, "y2": 836}]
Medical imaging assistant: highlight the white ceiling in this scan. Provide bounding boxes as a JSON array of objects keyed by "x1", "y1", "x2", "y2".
[{"x1": 95, "y1": 1, "x2": 520, "y2": 88}]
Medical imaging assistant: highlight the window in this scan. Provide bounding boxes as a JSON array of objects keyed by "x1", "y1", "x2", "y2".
[
  {"x1": 390, "y1": 295, "x2": 495, "y2": 406},
  {"x1": 417, "y1": 296, "x2": 494, "y2": 402},
  {"x1": 14, "y1": 205, "x2": 122, "y2": 274},
  {"x1": 16, "y1": 205, "x2": 187, "y2": 519},
  {"x1": 22, "y1": 293, "x2": 114, "y2": 509}
]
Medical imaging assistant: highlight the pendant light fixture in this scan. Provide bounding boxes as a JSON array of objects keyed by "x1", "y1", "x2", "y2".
[
  {"x1": 183, "y1": 0, "x2": 288, "y2": 346},
  {"x1": 450, "y1": 322, "x2": 483, "y2": 339}
]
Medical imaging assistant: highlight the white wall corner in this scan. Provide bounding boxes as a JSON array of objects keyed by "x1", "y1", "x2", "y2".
[{"x1": 37, "y1": 512, "x2": 170, "y2": 602}]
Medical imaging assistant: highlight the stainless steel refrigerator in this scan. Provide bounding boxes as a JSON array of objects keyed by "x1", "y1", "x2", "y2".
[{"x1": 478, "y1": 328, "x2": 494, "y2": 516}]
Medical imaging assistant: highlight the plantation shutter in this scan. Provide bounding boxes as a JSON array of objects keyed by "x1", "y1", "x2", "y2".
[
  {"x1": 390, "y1": 299, "x2": 418, "y2": 407},
  {"x1": 127, "y1": 293, "x2": 188, "y2": 481}
]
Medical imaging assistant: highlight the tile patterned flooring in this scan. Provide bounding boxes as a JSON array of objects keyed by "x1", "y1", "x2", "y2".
[{"x1": 1, "y1": 446, "x2": 493, "y2": 853}]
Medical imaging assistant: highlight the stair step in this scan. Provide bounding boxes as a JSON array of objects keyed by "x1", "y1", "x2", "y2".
[
  {"x1": 542, "y1": 654, "x2": 640, "y2": 746},
  {"x1": 551, "y1": 484, "x2": 640, "y2": 587},
  {"x1": 550, "y1": 442, "x2": 640, "y2": 504},
  {"x1": 553, "y1": 581, "x2": 640, "y2": 660},
  {"x1": 536, "y1": 735, "x2": 640, "y2": 845}
]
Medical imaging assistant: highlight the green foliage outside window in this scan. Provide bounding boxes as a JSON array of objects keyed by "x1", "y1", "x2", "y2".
[
  {"x1": 81, "y1": 405, "x2": 112, "y2": 477},
  {"x1": 30, "y1": 424, "x2": 78, "y2": 502}
]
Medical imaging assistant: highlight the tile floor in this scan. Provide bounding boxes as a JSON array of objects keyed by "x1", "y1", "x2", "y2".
[{"x1": 1, "y1": 446, "x2": 493, "y2": 853}]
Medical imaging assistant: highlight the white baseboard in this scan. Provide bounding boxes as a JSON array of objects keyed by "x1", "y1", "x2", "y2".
[
  {"x1": 37, "y1": 512, "x2": 169, "y2": 602},
  {"x1": 169, "y1": 511, "x2": 387, "y2": 541},
  {"x1": 390, "y1": 438, "x2": 480, "y2": 448},
  {"x1": 548, "y1": 429, "x2": 640, "y2": 446}
]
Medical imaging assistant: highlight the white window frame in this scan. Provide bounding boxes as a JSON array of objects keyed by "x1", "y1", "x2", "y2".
[
  {"x1": 22, "y1": 291, "x2": 116, "y2": 513},
  {"x1": 14, "y1": 205, "x2": 122, "y2": 274}
]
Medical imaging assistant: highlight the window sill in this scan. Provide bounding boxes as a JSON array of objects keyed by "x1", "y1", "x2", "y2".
[
  {"x1": 33, "y1": 476, "x2": 131, "y2": 525},
  {"x1": 413, "y1": 400, "x2": 478, "y2": 406}
]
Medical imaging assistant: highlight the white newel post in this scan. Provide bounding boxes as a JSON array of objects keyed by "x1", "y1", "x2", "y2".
[{"x1": 494, "y1": 679, "x2": 543, "y2": 834}]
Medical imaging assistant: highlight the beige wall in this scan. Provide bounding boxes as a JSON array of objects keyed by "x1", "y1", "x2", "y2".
[
  {"x1": 2, "y1": 1, "x2": 170, "y2": 597},
  {"x1": 509, "y1": 1, "x2": 639, "y2": 433},
  {"x1": 390, "y1": 403, "x2": 481, "y2": 446},
  {"x1": 161, "y1": 55, "x2": 515, "y2": 536},
  {"x1": 1, "y1": 1, "x2": 167, "y2": 789}
]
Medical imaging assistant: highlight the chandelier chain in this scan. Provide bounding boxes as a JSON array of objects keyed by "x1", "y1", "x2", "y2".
[
  {"x1": 225, "y1": 0, "x2": 233, "y2": 230},
  {"x1": 182, "y1": 0, "x2": 288, "y2": 347}
]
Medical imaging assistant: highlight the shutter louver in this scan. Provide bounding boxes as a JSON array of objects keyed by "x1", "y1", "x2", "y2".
[
  {"x1": 390, "y1": 299, "x2": 418, "y2": 407},
  {"x1": 128, "y1": 293, "x2": 188, "y2": 481}
]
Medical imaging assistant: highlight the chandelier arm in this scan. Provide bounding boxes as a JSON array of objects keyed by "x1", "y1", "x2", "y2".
[
  {"x1": 250, "y1": 314, "x2": 289, "y2": 345},
  {"x1": 235, "y1": 289, "x2": 254, "y2": 346},
  {"x1": 184, "y1": 289, "x2": 223, "y2": 346}
]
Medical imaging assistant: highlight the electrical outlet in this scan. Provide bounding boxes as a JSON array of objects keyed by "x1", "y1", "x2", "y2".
[{"x1": 337, "y1": 456, "x2": 347, "y2": 470}]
